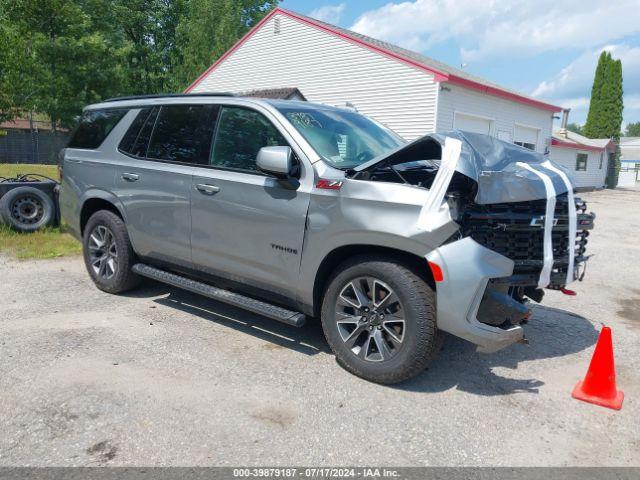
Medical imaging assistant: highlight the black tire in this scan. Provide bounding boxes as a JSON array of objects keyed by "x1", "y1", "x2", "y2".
[
  {"x1": 321, "y1": 255, "x2": 441, "y2": 384},
  {"x1": 82, "y1": 210, "x2": 140, "y2": 294},
  {"x1": 0, "y1": 186, "x2": 55, "y2": 232}
]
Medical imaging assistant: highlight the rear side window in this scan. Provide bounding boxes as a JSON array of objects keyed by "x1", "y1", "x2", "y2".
[
  {"x1": 146, "y1": 105, "x2": 218, "y2": 164},
  {"x1": 119, "y1": 107, "x2": 158, "y2": 157},
  {"x1": 68, "y1": 109, "x2": 128, "y2": 149},
  {"x1": 210, "y1": 107, "x2": 287, "y2": 171}
]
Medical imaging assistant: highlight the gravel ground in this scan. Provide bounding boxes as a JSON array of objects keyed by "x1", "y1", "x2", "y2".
[{"x1": 0, "y1": 189, "x2": 639, "y2": 467}]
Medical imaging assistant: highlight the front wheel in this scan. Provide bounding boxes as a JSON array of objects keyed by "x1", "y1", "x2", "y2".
[{"x1": 321, "y1": 256, "x2": 441, "y2": 384}]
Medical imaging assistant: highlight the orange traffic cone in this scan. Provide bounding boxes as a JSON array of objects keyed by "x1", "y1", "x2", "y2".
[{"x1": 572, "y1": 326, "x2": 624, "y2": 410}]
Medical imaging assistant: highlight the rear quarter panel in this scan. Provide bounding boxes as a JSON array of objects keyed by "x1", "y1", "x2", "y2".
[{"x1": 59, "y1": 109, "x2": 139, "y2": 239}]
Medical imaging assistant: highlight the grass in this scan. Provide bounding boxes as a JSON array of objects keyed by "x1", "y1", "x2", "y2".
[
  {"x1": 0, "y1": 225, "x2": 82, "y2": 260},
  {"x1": 0, "y1": 163, "x2": 79, "y2": 260},
  {"x1": 0, "y1": 224, "x2": 81, "y2": 260},
  {"x1": 0, "y1": 163, "x2": 59, "y2": 181}
]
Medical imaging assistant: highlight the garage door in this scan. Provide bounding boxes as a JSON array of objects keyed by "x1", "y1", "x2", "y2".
[
  {"x1": 454, "y1": 113, "x2": 492, "y2": 135},
  {"x1": 514, "y1": 125, "x2": 539, "y2": 150}
]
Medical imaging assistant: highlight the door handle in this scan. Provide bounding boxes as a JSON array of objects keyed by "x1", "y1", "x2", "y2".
[
  {"x1": 122, "y1": 173, "x2": 139, "y2": 182},
  {"x1": 195, "y1": 183, "x2": 220, "y2": 195}
]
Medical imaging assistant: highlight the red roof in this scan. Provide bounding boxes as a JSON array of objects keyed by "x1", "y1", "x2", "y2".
[{"x1": 185, "y1": 8, "x2": 563, "y2": 113}]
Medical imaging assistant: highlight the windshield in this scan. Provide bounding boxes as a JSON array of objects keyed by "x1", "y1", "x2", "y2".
[{"x1": 277, "y1": 106, "x2": 406, "y2": 168}]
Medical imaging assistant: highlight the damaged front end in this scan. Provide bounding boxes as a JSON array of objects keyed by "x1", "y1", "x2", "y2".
[{"x1": 349, "y1": 130, "x2": 594, "y2": 352}]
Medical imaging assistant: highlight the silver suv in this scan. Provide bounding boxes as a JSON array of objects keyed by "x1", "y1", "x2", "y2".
[{"x1": 60, "y1": 94, "x2": 593, "y2": 384}]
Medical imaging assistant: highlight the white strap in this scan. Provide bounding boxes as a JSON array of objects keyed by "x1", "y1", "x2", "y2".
[
  {"x1": 417, "y1": 137, "x2": 462, "y2": 230},
  {"x1": 516, "y1": 162, "x2": 556, "y2": 288},
  {"x1": 541, "y1": 161, "x2": 577, "y2": 285}
]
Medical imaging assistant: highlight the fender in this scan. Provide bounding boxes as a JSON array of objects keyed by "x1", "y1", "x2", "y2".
[{"x1": 297, "y1": 178, "x2": 460, "y2": 310}]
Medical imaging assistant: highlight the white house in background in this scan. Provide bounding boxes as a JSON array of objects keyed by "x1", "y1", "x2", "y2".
[
  {"x1": 549, "y1": 130, "x2": 615, "y2": 190},
  {"x1": 186, "y1": 7, "x2": 561, "y2": 151},
  {"x1": 619, "y1": 137, "x2": 640, "y2": 188}
]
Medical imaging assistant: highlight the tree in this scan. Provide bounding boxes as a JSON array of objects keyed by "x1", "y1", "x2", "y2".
[
  {"x1": 566, "y1": 123, "x2": 583, "y2": 135},
  {"x1": 583, "y1": 50, "x2": 624, "y2": 188},
  {"x1": 0, "y1": 4, "x2": 45, "y2": 123},
  {"x1": 111, "y1": 0, "x2": 188, "y2": 95},
  {"x1": 583, "y1": 52, "x2": 609, "y2": 139},
  {"x1": 0, "y1": 0, "x2": 127, "y2": 127},
  {"x1": 624, "y1": 122, "x2": 640, "y2": 137},
  {"x1": 0, "y1": 0, "x2": 279, "y2": 125},
  {"x1": 583, "y1": 51, "x2": 624, "y2": 140},
  {"x1": 171, "y1": 0, "x2": 278, "y2": 91}
]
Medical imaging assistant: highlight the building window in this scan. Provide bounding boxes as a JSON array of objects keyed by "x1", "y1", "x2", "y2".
[
  {"x1": 514, "y1": 141, "x2": 536, "y2": 151},
  {"x1": 513, "y1": 124, "x2": 539, "y2": 151},
  {"x1": 576, "y1": 153, "x2": 588, "y2": 171},
  {"x1": 599, "y1": 153, "x2": 604, "y2": 169}
]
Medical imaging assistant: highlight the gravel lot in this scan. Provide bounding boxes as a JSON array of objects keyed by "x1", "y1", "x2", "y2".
[{"x1": 1, "y1": 189, "x2": 639, "y2": 467}]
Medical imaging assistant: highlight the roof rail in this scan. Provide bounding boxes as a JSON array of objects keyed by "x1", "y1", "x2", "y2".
[{"x1": 103, "y1": 92, "x2": 235, "y2": 103}]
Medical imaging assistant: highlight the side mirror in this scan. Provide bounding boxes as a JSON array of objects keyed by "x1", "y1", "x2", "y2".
[{"x1": 256, "y1": 146, "x2": 294, "y2": 178}]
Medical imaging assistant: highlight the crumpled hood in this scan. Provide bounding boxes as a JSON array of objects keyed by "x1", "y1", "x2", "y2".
[{"x1": 353, "y1": 130, "x2": 575, "y2": 204}]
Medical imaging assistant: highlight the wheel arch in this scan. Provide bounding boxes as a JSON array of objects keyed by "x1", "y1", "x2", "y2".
[
  {"x1": 312, "y1": 244, "x2": 436, "y2": 318},
  {"x1": 80, "y1": 197, "x2": 124, "y2": 236}
]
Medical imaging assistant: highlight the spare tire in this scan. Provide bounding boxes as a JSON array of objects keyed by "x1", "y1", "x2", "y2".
[{"x1": 0, "y1": 186, "x2": 55, "y2": 232}]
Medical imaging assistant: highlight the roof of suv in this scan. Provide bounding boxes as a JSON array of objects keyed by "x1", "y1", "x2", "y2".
[{"x1": 86, "y1": 94, "x2": 354, "y2": 114}]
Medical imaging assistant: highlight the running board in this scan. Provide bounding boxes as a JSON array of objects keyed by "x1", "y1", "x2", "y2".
[{"x1": 132, "y1": 263, "x2": 306, "y2": 327}]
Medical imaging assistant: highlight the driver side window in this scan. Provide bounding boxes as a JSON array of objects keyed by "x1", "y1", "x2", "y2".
[{"x1": 210, "y1": 106, "x2": 287, "y2": 172}]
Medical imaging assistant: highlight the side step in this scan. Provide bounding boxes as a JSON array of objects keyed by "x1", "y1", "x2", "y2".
[{"x1": 132, "y1": 263, "x2": 306, "y2": 327}]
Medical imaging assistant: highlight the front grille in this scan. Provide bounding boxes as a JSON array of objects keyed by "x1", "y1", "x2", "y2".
[{"x1": 460, "y1": 194, "x2": 593, "y2": 286}]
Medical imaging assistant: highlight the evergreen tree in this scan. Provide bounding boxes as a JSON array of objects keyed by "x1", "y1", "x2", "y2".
[
  {"x1": 583, "y1": 51, "x2": 610, "y2": 138},
  {"x1": 609, "y1": 58, "x2": 624, "y2": 141},
  {"x1": 583, "y1": 50, "x2": 624, "y2": 188},
  {"x1": 583, "y1": 51, "x2": 624, "y2": 140}
]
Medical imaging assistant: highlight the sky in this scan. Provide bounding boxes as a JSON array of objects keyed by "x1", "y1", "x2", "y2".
[{"x1": 279, "y1": 0, "x2": 640, "y2": 130}]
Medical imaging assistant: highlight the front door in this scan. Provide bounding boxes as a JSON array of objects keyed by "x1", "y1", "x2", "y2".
[{"x1": 190, "y1": 105, "x2": 310, "y2": 303}]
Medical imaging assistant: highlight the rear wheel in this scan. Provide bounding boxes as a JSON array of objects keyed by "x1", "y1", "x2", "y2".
[
  {"x1": 321, "y1": 256, "x2": 441, "y2": 384},
  {"x1": 82, "y1": 210, "x2": 140, "y2": 293}
]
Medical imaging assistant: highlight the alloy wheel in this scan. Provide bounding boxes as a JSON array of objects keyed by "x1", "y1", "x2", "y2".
[
  {"x1": 335, "y1": 277, "x2": 405, "y2": 362},
  {"x1": 88, "y1": 225, "x2": 118, "y2": 280}
]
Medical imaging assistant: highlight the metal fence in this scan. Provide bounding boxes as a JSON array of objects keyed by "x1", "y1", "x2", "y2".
[{"x1": 0, "y1": 128, "x2": 69, "y2": 164}]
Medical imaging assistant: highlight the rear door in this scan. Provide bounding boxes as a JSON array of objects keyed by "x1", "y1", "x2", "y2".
[
  {"x1": 190, "y1": 105, "x2": 311, "y2": 302},
  {"x1": 115, "y1": 104, "x2": 218, "y2": 267}
]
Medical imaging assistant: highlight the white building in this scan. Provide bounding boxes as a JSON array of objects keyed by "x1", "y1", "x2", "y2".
[
  {"x1": 549, "y1": 130, "x2": 615, "y2": 190},
  {"x1": 619, "y1": 137, "x2": 640, "y2": 188},
  {"x1": 186, "y1": 7, "x2": 561, "y2": 153}
]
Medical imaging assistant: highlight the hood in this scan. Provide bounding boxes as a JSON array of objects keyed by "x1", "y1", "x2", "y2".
[{"x1": 352, "y1": 130, "x2": 574, "y2": 204}]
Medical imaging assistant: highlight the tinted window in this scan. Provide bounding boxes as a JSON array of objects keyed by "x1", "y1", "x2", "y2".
[
  {"x1": 146, "y1": 105, "x2": 217, "y2": 164},
  {"x1": 210, "y1": 107, "x2": 287, "y2": 171},
  {"x1": 68, "y1": 109, "x2": 128, "y2": 149},
  {"x1": 119, "y1": 107, "x2": 154, "y2": 155}
]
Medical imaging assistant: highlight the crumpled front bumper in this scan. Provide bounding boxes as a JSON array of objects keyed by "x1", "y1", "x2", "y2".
[{"x1": 426, "y1": 237, "x2": 524, "y2": 353}]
